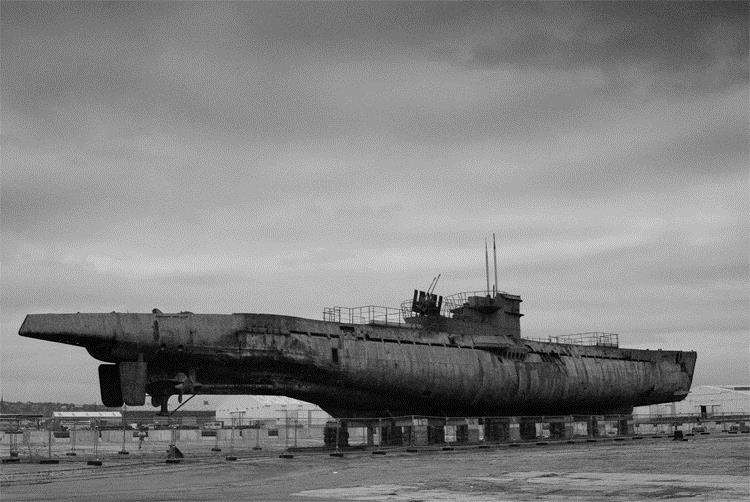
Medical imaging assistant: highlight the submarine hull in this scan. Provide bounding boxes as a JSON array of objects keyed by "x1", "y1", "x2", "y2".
[{"x1": 19, "y1": 312, "x2": 695, "y2": 417}]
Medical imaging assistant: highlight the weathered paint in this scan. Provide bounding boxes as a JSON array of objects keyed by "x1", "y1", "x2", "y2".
[{"x1": 19, "y1": 310, "x2": 695, "y2": 417}]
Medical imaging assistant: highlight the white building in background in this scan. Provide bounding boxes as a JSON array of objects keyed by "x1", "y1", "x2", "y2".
[
  {"x1": 51, "y1": 411, "x2": 123, "y2": 428},
  {"x1": 633, "y1": 385, "x2": 750, "y2": 418},
  {"x1": 213, "y1": 395, "x2": 330, "y2": 426}
]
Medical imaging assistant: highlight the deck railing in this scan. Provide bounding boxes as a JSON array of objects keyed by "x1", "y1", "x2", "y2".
[
  {"x1": 323, "y1": 305, "x2": 407, "y2": 326},
  {"x1": 524, "y1": 332, "x2": 619, "y2": 348}
]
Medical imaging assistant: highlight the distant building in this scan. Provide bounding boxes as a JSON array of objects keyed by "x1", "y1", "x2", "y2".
[
  {"x1": 214, "y1": 396, "x2": 330, "y2": 427},
  {"x1": 52, "y1": 411, "x2": 123, "y2": 428},
  {"x1": 720, "y1": 385, "x2": 750, "y2": 392},
  {"x1": 634, "y1": 385, "x2": 750, "y2": 418}
]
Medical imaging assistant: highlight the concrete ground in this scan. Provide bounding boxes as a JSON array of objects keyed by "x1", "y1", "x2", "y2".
[{"x1": 2, "y1": 435, "x2": 748, "y2": 501}]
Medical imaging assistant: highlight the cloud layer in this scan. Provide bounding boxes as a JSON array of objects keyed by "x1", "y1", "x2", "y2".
[{"x1": 2, "y1": 2, "x2": 748, "y2": 402}]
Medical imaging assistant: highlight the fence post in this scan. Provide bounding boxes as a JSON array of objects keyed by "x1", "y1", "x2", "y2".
[
  {"x1": 119, "y1": 417, "x2": 129, "y2": 455},
  {"x1": 253, "y1": 422, "x2": 262, "y2": 450}
]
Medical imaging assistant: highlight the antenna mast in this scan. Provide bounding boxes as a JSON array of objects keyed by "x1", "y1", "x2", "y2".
[
  {"x1": 428, "y1": 274, "x2": 441, "y2": 294},
  {"x1": 493, "y1": 233, "x2": 498, "y2": 296},
  {"x1": 484, "y1": 239, "x2": 490, "y2": 296}
]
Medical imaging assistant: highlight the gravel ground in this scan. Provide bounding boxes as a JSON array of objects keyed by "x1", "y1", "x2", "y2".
[{"x1": 2, "y1": 435, "x2": 748, "y2": 501}]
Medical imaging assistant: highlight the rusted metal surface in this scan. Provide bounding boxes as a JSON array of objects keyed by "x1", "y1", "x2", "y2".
[{"x1": 18, "y1": 288, "x2": 696, "y2": 418}]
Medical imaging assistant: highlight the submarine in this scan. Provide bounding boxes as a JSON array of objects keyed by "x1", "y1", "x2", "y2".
[{"x1": 18, "y1": 243, "x2": 695, "y2": 418}]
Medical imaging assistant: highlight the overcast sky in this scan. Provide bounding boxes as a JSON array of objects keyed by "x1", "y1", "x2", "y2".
[{"x1": 1, "y1": 2, "x2": 748, "y2": 403}]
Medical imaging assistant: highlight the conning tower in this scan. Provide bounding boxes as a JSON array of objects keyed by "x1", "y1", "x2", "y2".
[
  {"x1": 406, "y1": 234, "x2": 523, "y2": 339},
  {"x1": 444, "y1": 291, "x2": 523, "y2": 339},
  {"x1": 406, "y1": 288, "x2": 523, "y2": 339}
]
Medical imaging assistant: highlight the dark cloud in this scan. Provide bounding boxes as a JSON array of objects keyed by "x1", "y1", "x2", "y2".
[{"x1": 468, "y1": 3, "x2": 748, "y2": 91}]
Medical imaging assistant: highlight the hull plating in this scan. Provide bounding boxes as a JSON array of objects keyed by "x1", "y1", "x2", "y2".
[{"x1": 19, "y1": 312, "x2": 696, "y2": 417}]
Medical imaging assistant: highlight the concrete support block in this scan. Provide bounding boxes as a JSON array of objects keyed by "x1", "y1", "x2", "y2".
[
  {"x1": 519, "y1": 419, "x2": 537, "y2": 440},
  {"x1": 455, "y1": 424, "x2": 469, "y2": 443},
  {"x1": 508, "y1": 417, "x2": 522, "y2": 442},
  {"x1": 546, "y1": 416, "x2": 575, "y2": 440},
  {"x1": 402, "y1": 426, "x2": 413, "y2": 445},
  {"x1": 617, "y1": 417, "x2": 634, "y2": 436},
  {"x1": 549, "y1": 422, "x2": 563, "y2": 439},
  {"x1": 379, "y1": 424, "x2": 403, "y2": 446},
  {"x1": 565, "y1": 423, "x2": 576, "y2": 439},
  {"x1": 573, "y1": 422, "x2": 588, "y2": 436},
  {"x1": 550, "y1": 421, "x2": 571, "y2": 440},
  {"x1": 483, "y1": 419, "x2": 510, "y2": 443},
  {"x1": 427, "y1": 425, "x2": 445, "y2": 444},
  {"x1": 323, "y1": 421, "x2": 349, "y2": 448},
  {"x1": 587, "y1": 416, "x2": 602, "y2": 438},
  {"x1": 466, "y1": 419, "x2": 481, "y2": 443},
  {"x1": 410, "y1": 418, "x2": 429, "y2": 446},
  {"x1": 564, "y1": 416, "x2": 576, "y2": 439}
]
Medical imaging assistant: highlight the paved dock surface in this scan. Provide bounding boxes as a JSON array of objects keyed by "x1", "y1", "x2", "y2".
[{"x1": 2, "y1": 435, "x2": 748, "y2": 501}]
